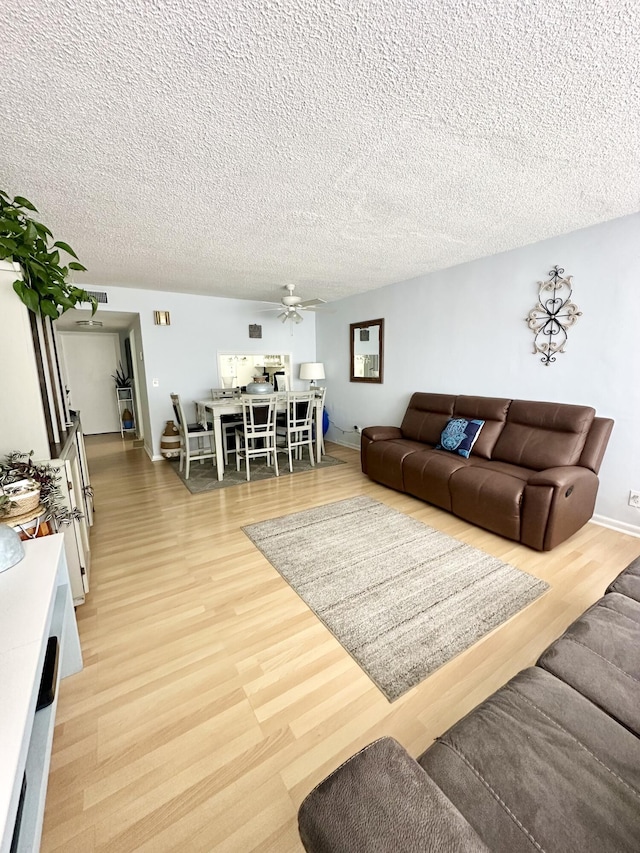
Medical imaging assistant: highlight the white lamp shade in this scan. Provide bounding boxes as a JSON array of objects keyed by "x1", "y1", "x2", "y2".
[{"x1": 299, "y1": 362, "x2": 325, "y2": 381}]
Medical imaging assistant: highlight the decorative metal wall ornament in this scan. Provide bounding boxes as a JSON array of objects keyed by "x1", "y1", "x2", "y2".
[
  {"x1": 248, "y1": 323, "x2": 262, "y2": 339},
  {"x1": 525, "y1": 265, "x2": 582, "y2": 366}
]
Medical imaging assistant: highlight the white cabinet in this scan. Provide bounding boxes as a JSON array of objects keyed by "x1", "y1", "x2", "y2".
[
  {"x1": 47, "y1": 418, "x2": 93, "y2": 604},
  {"x1": 0, "y1": 535, "x2": 83, "y2": 853},
  {"x1": 0, "y1": 262, "x2": 93, "y2": 604}
]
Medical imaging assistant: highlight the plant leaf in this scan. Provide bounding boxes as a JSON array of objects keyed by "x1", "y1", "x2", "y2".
[
  {"x1": 21, "y1": 286, "x2": 40, "y2": 313},
  {"x1": 13, "y1": 195, "x2": 38, "y2": 212},
  {"x1": 53, "y1": 240, "x2": 78, "y2": 259},
  {"x1": 68, "y1": 261, "x2": 87, "y2": 271},
  {"x1": 33, "y1": 221, "x2": 53, "y2": 237},
  {"x1": 40, "y1": 299, "x2": 60, "y2": 319},
  {"x1": 24, "y1": 221, "x2": 37, "y2": 245},
  {"x1": 0, "y1": 236, "x2": 17, "y2": 252},
  {"x1": 0, "y1": 218, "x2": 23, "y2": 233}
]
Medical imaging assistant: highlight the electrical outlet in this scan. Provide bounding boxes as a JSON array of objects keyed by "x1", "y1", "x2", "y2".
[
  {"x1": 629, "y1": 490, "x2": 640, "y2": 509},
  {"x1": 353, "y1": 425, "x2": 360, "y2": 433}
]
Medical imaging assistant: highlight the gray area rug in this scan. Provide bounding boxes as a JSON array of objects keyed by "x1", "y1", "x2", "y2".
[
  {"x1": 243, "y1": 496, "x2": 549, "y2": 701},
  {"x1": 169, "y1": 453, "x2": 343, "y2": 494}
]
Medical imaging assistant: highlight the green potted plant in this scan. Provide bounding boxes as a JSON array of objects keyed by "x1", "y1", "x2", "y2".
[
  {"x1": 112, "y1": 362, "x2": 131, "y2": 389},
  {"x1": 0, "y1": 190, "x2": 97, "y2": 318}
]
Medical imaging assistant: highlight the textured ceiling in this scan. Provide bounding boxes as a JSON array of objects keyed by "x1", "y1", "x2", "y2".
[{"x1": 1, "y1": 0, "x2": 639, "y2": 304}]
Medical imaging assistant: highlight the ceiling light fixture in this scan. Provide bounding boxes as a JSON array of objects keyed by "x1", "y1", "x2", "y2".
[{"x1": 75, "y1": 320, "x2": 103, "y2": 327}]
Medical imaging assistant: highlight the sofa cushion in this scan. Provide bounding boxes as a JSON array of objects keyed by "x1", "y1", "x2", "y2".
[
  {"x1": 537, "y1": 592, "x2": 640, "y2": 735},
  {"x1": 401, "y1": 393, "x2": 456, "y2": 445},
  {"x1": 492, "y1": 400, "x2": 595, "y2": 470},
  {"x1": 419, "y1": 667, "x2": 640, "y2": 853},
  {"x1": 298, "y1": 737, "x2": 491, "y2": 853},
  {"x1": 403, "y1": 449, "x2": 471, "y2": 510},
  {"x1": 366, "y1": 439, "x2": 427, "y2": 492},
  {"x1": 436, "y1": 418, "x2": 485, "y2": 458},
  {"x1": 607, "y1": 555, "x2": 640, "y2": 603},
  {"x1": 448, "y1": 467, "x2": 525, "y2": 541},
  {"x1": 452, "y1": 396, "x2": 511, "y2": 459}
]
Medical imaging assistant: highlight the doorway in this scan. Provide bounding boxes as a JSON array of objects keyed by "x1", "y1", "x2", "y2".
[{"x1": 58, "y1": 332, "x2": 122, "y2": 434}]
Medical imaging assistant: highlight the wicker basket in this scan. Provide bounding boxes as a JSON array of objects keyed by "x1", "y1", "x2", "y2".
[{"x1": 0, "y1": 479, "x2": 42, "y2": 519}]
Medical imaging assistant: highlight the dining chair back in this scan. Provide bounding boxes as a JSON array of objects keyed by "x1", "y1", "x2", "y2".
[
  {"x1": 170, "y1": 393, "x2": 215, "y2": 479},
  {"x1": 210, "y1": 388, "x2": 241, "y2": 399},
  {"x1": 276, "y1": 391, "x2": 316, "y2": 472},
  {"x1": 210, "y1": 387, "x2": 243, "y2": 463},
  {"x1": 275, "y1": 373, "x2": 290, "y2": 392},
  {"x1": 235, "y1": 394, "x2": 279, "y2": 482}
]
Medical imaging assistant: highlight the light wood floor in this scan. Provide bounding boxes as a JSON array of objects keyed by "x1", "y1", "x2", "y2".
[{"x1": 41, "y1": 434, "x2": 640, "y2": 852}]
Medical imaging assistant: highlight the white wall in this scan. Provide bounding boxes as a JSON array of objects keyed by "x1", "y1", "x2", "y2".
[
  {"x1": 316, "y1": 213, "x2": 640, "y2": 533},
  {"x1": 96, "y1": 286, "x2": 317, "y2": 458}
]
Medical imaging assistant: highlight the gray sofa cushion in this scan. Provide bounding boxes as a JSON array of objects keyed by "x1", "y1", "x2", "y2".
[
  {"x1": 538, "y1": 592, "x2": 640, "y2": 736},
  {"x1": 298, "y1": 737, "x2": 490, "y2": 852},
  {"x1": 607, "y1": 555, "x2": 640, "y2": 603},
  {"x1": 418, "y1": 667, "x2": 640, "y2": 853}
]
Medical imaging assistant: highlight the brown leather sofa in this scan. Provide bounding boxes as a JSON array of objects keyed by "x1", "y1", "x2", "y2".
[
  {"x1": 361, "y1": 393, "x2": 613, "y2": 551},
  {"x1": 298, "y1": 557, "x2": 640, "y2": 852}
]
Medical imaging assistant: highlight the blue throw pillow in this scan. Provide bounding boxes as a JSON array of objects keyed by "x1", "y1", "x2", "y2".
[{"x1": 436, "y1": 418, "x2": 485, "y2": 458}]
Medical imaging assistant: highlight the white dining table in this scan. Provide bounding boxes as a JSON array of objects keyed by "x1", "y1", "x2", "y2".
[{"x1": 195, "y1": 392, "x2": 324, "y2": 480}]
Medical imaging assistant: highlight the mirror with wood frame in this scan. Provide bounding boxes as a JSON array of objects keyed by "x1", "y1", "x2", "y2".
[{"x1": 350, "y1": 318, "x2": 384, "y2": 383}]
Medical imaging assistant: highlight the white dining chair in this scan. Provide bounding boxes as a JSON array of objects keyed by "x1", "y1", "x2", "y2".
[
  {"x1": 235, "y1": 394, "x2": 279, "y2": 482},
  {"x1": 211, "y1": 387, "x2": 243, "y2": 464},
  {"x1": 275, "y1": 373, "x2": 290, "y2": 392},
  {"x1": 210, "y1": 388, "x2": 241, "y2": 399},
  {"x1": 170, "y1": 393, "x2": 215, "y2": 479},
  {"x1": 276, "y1": 391, "x2": 316, "y2": 472}
]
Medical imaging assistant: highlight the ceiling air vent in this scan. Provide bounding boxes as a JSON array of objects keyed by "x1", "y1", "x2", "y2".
[{"x1": 85, "y1": 290, "x2": 108, "y2": 304}]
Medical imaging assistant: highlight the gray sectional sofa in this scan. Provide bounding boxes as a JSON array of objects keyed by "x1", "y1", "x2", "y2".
[{"x1": 298, "y1": 557, "x2": 640, "y2": 852}]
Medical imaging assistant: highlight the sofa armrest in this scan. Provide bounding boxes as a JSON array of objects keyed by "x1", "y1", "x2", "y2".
[
  {"x1": 527, "y1": 466, "x2": 594, "y2": 492},
  {"x1": 361, "y1": 426, "x2": 404, "y2": 442},
  {"x1": 298, "y1": 737, "x2": 490, "y2": 853},
  {"x1": 522, "y1": 466, "x2": 599, "y2": 550}
]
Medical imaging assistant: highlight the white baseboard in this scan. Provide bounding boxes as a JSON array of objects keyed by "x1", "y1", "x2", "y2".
[
  {"x1": 591, "y1": 514, "x2": 640, "y2": 538},
  {"x1": 146, "y1": 446, "x2": 164, "y2": 462},
  {"x1": 328, "y1": 435, "x2": 360, "y2": 451}
]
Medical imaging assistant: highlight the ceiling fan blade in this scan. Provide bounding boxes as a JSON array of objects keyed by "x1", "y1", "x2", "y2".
[{"x1": 299, "y1": 298, "x2": 327, "y2": 308}]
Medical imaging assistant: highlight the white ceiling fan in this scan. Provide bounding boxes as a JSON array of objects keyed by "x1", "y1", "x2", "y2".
[{"x1": 264, "y1": 284, "x2": 327, "y2": 325}]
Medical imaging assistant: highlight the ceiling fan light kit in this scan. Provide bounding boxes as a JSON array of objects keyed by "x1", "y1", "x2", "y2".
[{"x1": 269, "y1": 284, "x2": 326, "y2": 325}]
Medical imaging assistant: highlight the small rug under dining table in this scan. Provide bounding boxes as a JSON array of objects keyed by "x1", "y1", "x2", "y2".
[
  {"x1": 169, "y1": 452, "x2": 343, "y2": 493},
  {"x1": 242, "y1": 496, "x2": 549, "y2": 701}
]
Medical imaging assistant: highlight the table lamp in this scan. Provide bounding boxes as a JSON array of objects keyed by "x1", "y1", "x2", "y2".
[{"x1": 299, "y1": 362, "x2": 325, "y2": 389}]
